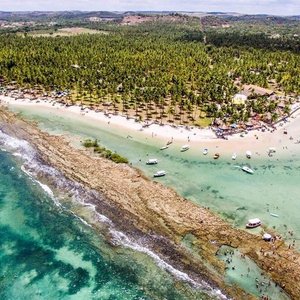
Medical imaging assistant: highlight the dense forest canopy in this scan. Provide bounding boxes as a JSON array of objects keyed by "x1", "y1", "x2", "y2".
[{"x1": 0, "y1": 15, "x2": 299, "y2": 126}]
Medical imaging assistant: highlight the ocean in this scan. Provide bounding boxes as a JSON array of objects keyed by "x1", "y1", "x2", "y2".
[
  {"x1": 2, "y1": 103, "x2": 298, "y2": 299},
  {"x1": 0, "y1": 133, "x2": 219, "y2": 299}
]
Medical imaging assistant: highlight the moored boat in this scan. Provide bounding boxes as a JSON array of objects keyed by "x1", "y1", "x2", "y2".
[
  {"x1": 160, "y1": 146, "x2": 169, "y2": 150},
  {"x1": 203, "y1": 148, "x2": 208, "y2": 155},
  {"x1": 241, "y1": 165, "x2": 254, "y2": 174},
  {"x1": 246, "y1": 150, "x2": 252, "y2": 159},
  {"x1": 181, "y1": 145, "x2": 190, "y2": 152},
  {"x1": 246, "y1": 218, "x2": 261, "y2": 228},
  {"x1": 213, "y1": 153, "x2": 220, "y2": 159},
  {"x1": 153, "y1": 170, "x2": 166, "y2": 177},
  {"x1": 146, "y1": 158, "x2": 158, "y2": 165},
  {"x1": 232, "y1": 153, "x2": 237, "y2": 160}
]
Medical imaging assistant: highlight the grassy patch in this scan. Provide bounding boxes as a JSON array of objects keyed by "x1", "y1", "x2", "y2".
[{"x1": 82, "y1": 139, "x2": 128, "y2": 164}]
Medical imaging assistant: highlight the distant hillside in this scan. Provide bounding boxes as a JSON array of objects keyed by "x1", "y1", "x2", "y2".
[{"x1": 0, "y1": 11, "x2": 299, "y2": 27}]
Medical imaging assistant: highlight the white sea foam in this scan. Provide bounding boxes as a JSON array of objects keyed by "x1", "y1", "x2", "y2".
[
  {"x1": 0, "y1": 130, "x2": 35, "y2": 162},
  {"x1": 109, "y1": 229, "x2": 229, "y2": 300}
]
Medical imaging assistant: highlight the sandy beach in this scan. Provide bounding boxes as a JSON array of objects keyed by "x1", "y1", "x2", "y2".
[{"x1": 1, "y1": 94, "x2": 300, "y2": 160}]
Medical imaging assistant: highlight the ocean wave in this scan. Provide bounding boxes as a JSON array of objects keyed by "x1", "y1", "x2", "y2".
[
  {"x1": 0, "y1": 130, "x2": 36, "y2": 162},
  {"x1": 110, "y1": 229, "x2": 229, "y2": 300},
  {"x1": 0, "y1": 129, "x2": 229, "y2": 300}
]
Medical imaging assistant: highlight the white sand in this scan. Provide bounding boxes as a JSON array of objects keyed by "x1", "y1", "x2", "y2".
[{"x1": 1, "y1": 95, "x2": 300, "y2": 159}]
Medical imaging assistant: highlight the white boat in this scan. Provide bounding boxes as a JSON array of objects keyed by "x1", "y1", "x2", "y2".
[
  {"x1": 146, "y1": 158, "x2": 158, "y2": 165},
  {"x1": 246, "y1": 218, "x2": 261, "y2": 228},
  {"x1": 246, "y1": 150, "x2": 252, "y2": 158},
  {"x1": 181, "y1": 145, "x2": 190, "y2": 152},
  {"x1": 232, "y1": 153, "x2": 237, "y2": 160},
  {"x1": 262, "y1": 233, "x2": 272, "y2": 241},
  {"x1": 242, "y1": 165, "x2": 254, "y2": 174},
  {"x1": 160, "y1": 146, "x2": 169, "y2": 150},
  {"x1": 203, "y1": 148, "x2": 208, "y2": 155},
  {"x1": 153, "y1": 170, "x2": 166, "y2": 177}
]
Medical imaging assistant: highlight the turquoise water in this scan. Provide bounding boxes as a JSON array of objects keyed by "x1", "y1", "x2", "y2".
[
  {"x1": 6, "y1": 104, "x2": 300, "y2": 299},
  {"x1": 12, "y1": 105, "x2": 300, "y2": 249},
  {"x1": 217, "y1": 246, "x2": 289, "y2": 299},
  {"x1": 0, "y1": 149, "x2": 217, "y2": 300}
]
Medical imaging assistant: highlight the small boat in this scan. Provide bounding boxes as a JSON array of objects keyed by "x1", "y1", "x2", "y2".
[
  {"x1": 262, "y1": 233, "x2": 272, "y2": 241},
  {"x1": 160, "y1": 146, "x2": 169, "y2": 150},
  {"x1": 246, "y1": 218, "x2": 261, "y2": 228},
  {"x1": 203, "y1": 148, "x2": 208, "y2": 155},
  {"x1": 146, "y1": 158, "x2": 158, "y2": 165},
  {"x1": 213, "y1": 153, "x2": 220, "y2": 159},
  {"x1": 181, "y1": 145, "x2": 190, "y2": 152},
  {"x1": 241, "y1": 165, "x2": 254, "y2": 174},
  {"x1": 246, "y1": 150, "x2": 252, "y2": 159},
  {"x1": 153, "y1": 170, "x2": 166, "y2": 178},
  {"x1": 270, "y1": 213, "x2": 279, "y2": 218},
  {"x1": 232, "y1": 153, "x2": 237, "y2": 160},
  {"x1": 166, "y1": 140, "x2": 173, "y2": 145}
]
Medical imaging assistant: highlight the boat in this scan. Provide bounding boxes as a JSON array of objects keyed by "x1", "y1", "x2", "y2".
[
  {"x1": 213, "y1": 153, "x2": 220, "y2": 159},
  {"x1": 241, "y1": 165, "x2": 254, "y2": 174},
  {"x1": 146, "y1": 158, "x2": 158, "y2": 165},
  {"x1": 181, "y1": 145, "x2": 190, "y2": 152},
  {"x1": 246, "y1": 150, "x2": 252, "y2": 159},
  {"x1": 246, "y1": 218, "x2": 261, "y2": 228},
  {"x1": 203, "y1": 148, "x2": 208, "y2": 155},
  {"x1": 160, "y1": 146, "x2": 169, "y2": 150},
  {"x1": 262, "y1": 233, "x2": 272, "y2": 241},
  {"x1": 153, "y1": 170, "x2": 166, "y2": 177},
  {"x1": 232, "y1": 153, "x2": 237, "y2": 160},
  {"x1": 270, "y1": 213, "x2": 279, "y2": 218}
]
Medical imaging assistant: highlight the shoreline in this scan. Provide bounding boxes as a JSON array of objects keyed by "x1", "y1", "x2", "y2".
[
  {"x1": 1, "y1": 107, "x2": 300, "y2": 299},
  {"x1": 2, "y1": 94, "x2": 300, "y2": 160}
]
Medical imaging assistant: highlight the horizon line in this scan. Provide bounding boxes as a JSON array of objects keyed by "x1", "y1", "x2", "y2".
[{"x1": 0, "y1": 10, "x2": 299, "y2": 17}]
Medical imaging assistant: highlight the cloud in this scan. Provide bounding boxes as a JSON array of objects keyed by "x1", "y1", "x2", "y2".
[{"x1": 0, "y1": 0, "x2": 299, "y2": 15}]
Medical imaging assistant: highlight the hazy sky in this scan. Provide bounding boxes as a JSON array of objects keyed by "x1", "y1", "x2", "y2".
[{"x1": 0, "y1": 0, "x2": 299, "y2": 15}]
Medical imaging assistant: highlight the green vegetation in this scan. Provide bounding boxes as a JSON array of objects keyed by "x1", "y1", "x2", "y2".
[
  {"x1": 0, "y1": 14, "x2": 299, "y2": 127},
  {"x1": 82, "y1": 139, "x2": 128, "y2": 164}
]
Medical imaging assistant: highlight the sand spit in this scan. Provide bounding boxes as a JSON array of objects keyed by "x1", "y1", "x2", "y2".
[{"x1": 0, "y1": 107, "x2": 300, "y2": 299}]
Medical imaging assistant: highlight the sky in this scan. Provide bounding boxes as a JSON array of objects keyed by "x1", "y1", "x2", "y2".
[{"x1": 0, "y1": 0, "x2": 299, "y2": 16}]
